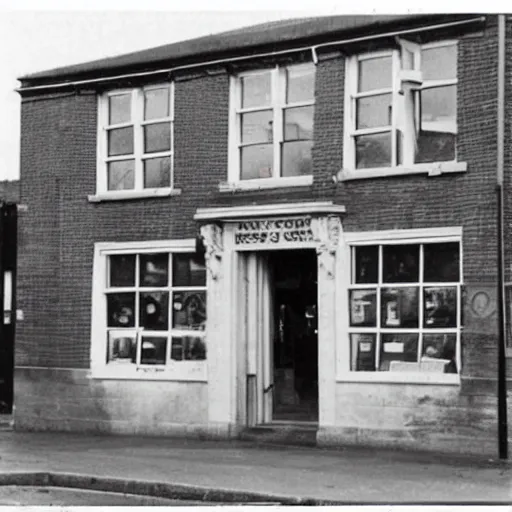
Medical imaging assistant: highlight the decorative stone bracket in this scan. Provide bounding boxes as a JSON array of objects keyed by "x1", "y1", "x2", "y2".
[
  {"x1": 200, "y1": 223, "x2": 224, "y2": 280},
  {"x1": 312, "y1": 215, "x2": 342, "y2": 279}
]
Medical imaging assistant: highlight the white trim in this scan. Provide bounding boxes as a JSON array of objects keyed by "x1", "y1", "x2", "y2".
[
  {"x1": 344, "y1": 226, "x2": 462, "y2": 243},
  {"x1": 88, "y1": 188, "x2": 182, "y2": 203},
  {"x1": 194, "y1": 201, "x2": 346, "y2": 221},
  {"x1": 218, "y1": 175, "x2": 313, "y2": 192},
  {"x1": 95, "y1": 238, "x2": 196, "y2": 253},
  {"x1": 337, "y1": 372, "x2": 460, "y2": 385}
]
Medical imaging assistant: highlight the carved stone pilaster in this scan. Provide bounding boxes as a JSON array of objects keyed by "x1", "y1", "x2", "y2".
[
  {"x1": 312, "y1": 215, "x2": 342, "y2": 279},
  {"x1": 200, "y1": 223, "x2": 224, "y2": 280}
]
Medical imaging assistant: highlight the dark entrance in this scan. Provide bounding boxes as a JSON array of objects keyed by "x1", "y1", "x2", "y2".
[{"x1": 270, "y1": 250, "x2": 318, "y2": 422}]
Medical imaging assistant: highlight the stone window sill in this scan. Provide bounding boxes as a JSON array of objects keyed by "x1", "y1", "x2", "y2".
[
  {"x1": 219, "y1": 175, "x2": 313, "y2": 192},
  {"x1": 338, "y1": 162, "x2": 467, "y2": 182},
  {"x1": 88, "y1": 188, "x2": 182, "y2": 203},
  {"x1": 90, "y1": 363, "x2": 206, "y2": 382},
  {"x1": 337, "y1": 372, "x2": 460, "y2": 386}
]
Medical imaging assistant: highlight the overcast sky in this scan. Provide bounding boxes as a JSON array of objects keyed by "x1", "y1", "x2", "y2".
[{"x1": 0, "y1": 1, "x2": 487, "y2": 181}]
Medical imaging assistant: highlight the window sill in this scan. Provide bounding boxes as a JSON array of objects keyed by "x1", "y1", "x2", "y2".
[
  {"x1": 219, "y1": 175, "x2": 313, "y2": 192},
  {"x1": 90, "y1": 362, "x2": 207, "y2": 382},
  {"x1": 338, "y1": 162, "x2": 467, "y2": 182},
  {"x1": 88, "y1": 188, "x2": 182, "y2": 203},
  {"x1": 336, "y1": 372, "x2": 460, "y2": 386}
]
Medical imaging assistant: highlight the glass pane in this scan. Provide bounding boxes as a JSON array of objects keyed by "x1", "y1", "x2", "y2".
[
  {"x1": 379, "y1": 333, "x2": 419, "y2": 371},
  {"x1": 141, "y1": 336, "x2": 167, "y2": 365},
  {"x1": 358, "y1": 55, "x2": 392, "y2": 92},
  {"x1": 286, "y1": 64, "x2": 315, "y2": 103},
  {"x1": 107, "y1": 293, "x2": 135, "y2": 327},
  {"x1": 109, "y1": 94, "x2": 131, "y2": 125},
  {"x1": 355, "y1": 132, "x2": 391, "y2": 169},
  {"x1": 240, "y1": 144, "x2": 274, "y2": 180},
  {"x1": 424, "y1": 286, "x2": 457, "y2": 328},
  {"x1": 424, "y1": 242, "x2": 460, "y2": 282},
  {"x1": 354, "y1": 246, "x2": 378, "y2": 284},
  {"x1": 381, "y1": 287, "x2": 419, "y2": 328},
  {"x1": 108, "y1": 127, "x2": 134, "y2": 156},
  {"x1": 144, "y1": 157, "x2": 171, "y2": 189},
  {"x1": 422, "y1": 333, "x2": 457, "y2": 373},
  {"x1": 144, "y1": 123, "x2": 171, "y2": 153},
  {"x1": 144, "y1": 87, "x2": 169, "y2": 120},
  {"x1": 109, "y1": 254, "x2": 136, "y2": 287},
  {"x1": 140, "y1": 253, "x2": 168, "y2": 287},
  {"x1": 282, "y1": 141, "x2": 312, "y2": 177},
  {"x1": 107, "y1": 160, "x2": 135, "y2": 191},
  {"x1": 107, "y1": 332, "x2": 136, "y2": 364},
  {"x1": 140, "y1": 292, "x2": 169, "y2": 330},
  {"x1": 173, "y1": 254, "x2": 206, "y2": 287},
  {"x1": 383, "y1": 245, "x2": 419, "y2": 283},
  {"x1": 284, "y1": 106, "x2": 313, "y2": 141},
  {"x1": 241, "y1": 111, "x2": 273, "y2": 144},
  {"x1": 350, "y1": 289, "x2": 377, "y2": 327},
  {"x1": 171, "y1": 336, "x2": 206, "y2": 361},
  {"x1": 422, "y1": 44, "x2": 457, "y2": 81},
  {"x1": 415, "y1": 86, "x2": 456, "y2": 164},
  {"x1": 172, "y1": 291, "x2": 207, "y2": 330},
  {"x1": 356, "y1": 94, "x2": 392, "y2": 130},
  {"x1": 241, "y1": 73, "x2": 271, "y2": 108},
  {"x1": 350, "y1": 333, "x2": 376, "y2": 371}
]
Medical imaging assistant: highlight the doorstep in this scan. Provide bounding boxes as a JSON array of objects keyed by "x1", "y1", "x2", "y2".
[
  {"x1": 0, "y1": 414, "x2": 13, "y2": 431},
  {"x1": 239, "y1": 422, "x2": 318, "y2": 447}
]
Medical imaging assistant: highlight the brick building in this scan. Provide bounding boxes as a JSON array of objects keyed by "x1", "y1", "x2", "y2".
[{"x1": 14, "y1": 14, "x2": 512, "y2": 458}]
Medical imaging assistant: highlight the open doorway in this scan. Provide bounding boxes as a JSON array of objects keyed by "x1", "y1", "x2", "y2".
[{"x1": 269, "y1": 250, "x2": 318, "y2": 423}]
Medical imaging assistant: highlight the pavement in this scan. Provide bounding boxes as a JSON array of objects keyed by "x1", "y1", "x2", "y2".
[{"x1": 0, "y1": 428, "x2": 510, "y2": 505}]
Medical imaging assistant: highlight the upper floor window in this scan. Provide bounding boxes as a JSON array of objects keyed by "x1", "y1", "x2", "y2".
[
  {"x1": 229, "y1": 63, "x2": 315, "y2": 182},
  {"x1": 97, "y1": 84, "x2": 174, "y2": 194},
  {"x1": 344, "y1": 40, "x2": 457, "y2": 171}
]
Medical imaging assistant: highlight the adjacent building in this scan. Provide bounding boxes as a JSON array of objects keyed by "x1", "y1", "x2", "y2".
[{"x1": 14, "y1": 14, "x2": 512, "y2": 458}]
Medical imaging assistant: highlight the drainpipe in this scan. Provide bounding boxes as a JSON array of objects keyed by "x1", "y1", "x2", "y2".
[{"x1": 497, "y1": 13, "x2": 508, "y2": 460}]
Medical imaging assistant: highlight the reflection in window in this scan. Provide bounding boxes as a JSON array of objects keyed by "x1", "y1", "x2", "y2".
[
  {"x1": 354, "y1": 245, "x2": 378, "y2": 284},
  {"x1": 171, "y1": 336, "x2": 207, "y2": 361},
  {"x1": 350, "y1": 290, "x2": 377, "y2": 327}
]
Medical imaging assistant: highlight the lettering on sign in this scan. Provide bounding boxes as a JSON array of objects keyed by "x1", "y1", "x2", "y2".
[{"x1": 234, "y1": 217, "x2": 314, "y2": 246}]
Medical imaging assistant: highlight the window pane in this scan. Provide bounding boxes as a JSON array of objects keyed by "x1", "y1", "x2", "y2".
[
  {"x1": 350, "y1": 333, "x2": 376, "y2": 371},
  {"x1": 172, "y1": 291, "x2": 207, "y2": 330},
  {"x1": 424, "y1": 286, "x2": 457, "y2": 328},
  {"x1": 140, "y1": 253, "x2": 168, "y2": 287},
  {"x1": 356, "y1": 94, "x2": 392, "y2": 129},
  {"x1": 381, "y1": 287, "x2": 419, "y2": 328},
  {"x1": 107, "y1": 332, "x2": 136, "y2": 364},
  {"x1": 358, "y1": 56, "x2": 392, "y2": 92},
  {"x1": 354, "y1": 245, "x2": 378, "y2": 284},
  {"x1": 422, "y1": 333, "x2": 457, "y2": 373},
  {"x1": 422, "y1": 45, "x2": 457, "y2": 81},
  {"x1": 171, "y1": 336, "x2": 206, "y2": 361},
  {"x1": 109, "y1": 94, "x2": 131, "y2": 125},
  {"x1": 241, "y1": 73, "x2": 271, "y2": 108},
  {"x1": 108, "y1": 127, "x2": 134, "y2": 156},
  {"x1": 350, "y1": 289, "x2": 377, "y2": 327},
  {"x1": 379, "y1": 333, "x2": 419, "y2": 371},
  {"x1": 282, "y1": 141, "x2": 312, "y2": 177},
  {"x1": 286, "y1": 64, "x2": 315, "y2": 103},
  {"x1": 140, "y1": 292, "x2": 169, "y2": 330},
  {"x1": 144, "y1": 157, "x2": 171, "y2": 189},
  {"x1": 241, "y1": 110, "x2": 273, "y2": 144},
  {"x1": 383, "y1": 245, "x2": 419, "y2": 283},
  {"x1": 415, "y1": 86, "x2": 456, "y2": 164},
  {"x1": 240, "y1": 144, "x2": 274, "y2": 180},
  {"x1": 424, "y1": 242, "x2": 460, "y2": 282},
  {"x1": 107, "y1": 160, "x2": 135, "y2": 191},
  {"x1": 141, "y1": 336, "x2": 167, "y2": 365},
  {"x1": 355, "y1": 132, "x2": 391, "y2": 169},
  {"x1": 284, "y1": 106, "x2": 313, "y2": 141},
  {"x1": 173, "y1": 254, "x2": 206, "y2": 287},
  {"x1": 107, "y1": 293, "x2": 135, "y2": 327},
  {"x1": 109, "y1": 254, "x2": 136, "y2": 287},
  {"x1": 144, "y1": 87, "x2": 169, "y2": 120},
  {"x1": 144, "y1": 123, "x2": 171, "y2": 153}
]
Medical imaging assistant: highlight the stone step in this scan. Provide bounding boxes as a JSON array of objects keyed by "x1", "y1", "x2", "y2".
[{"x1": 240, "y1": 424, "x2": 318, "y2": 447}]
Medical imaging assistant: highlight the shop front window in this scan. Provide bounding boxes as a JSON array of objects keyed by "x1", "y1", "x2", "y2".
[{"x1": 348, "y1": 241, "x2": 461, "y2": 374}]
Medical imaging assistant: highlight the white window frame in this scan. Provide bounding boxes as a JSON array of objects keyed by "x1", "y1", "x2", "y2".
[
  {"x1": 338, "y1": 227, "x2": 463, "y2": 385},
  {"x1": 341, "y1": 39, "x2": 466, "y2": 181},
  {"x1": 224, "y1": 63, "x2": 315, "y2": 191},
  {"x1": 91, "y1": 83, "x2": 181, "y2": 202},
  {"x1": 90, "y1": 239, "x2": 207, "y2": 381}
]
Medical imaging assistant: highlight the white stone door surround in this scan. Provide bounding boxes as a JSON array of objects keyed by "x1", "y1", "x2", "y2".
[{"x1": 194, "y1": 202, "x2": 346, "y2": 433}]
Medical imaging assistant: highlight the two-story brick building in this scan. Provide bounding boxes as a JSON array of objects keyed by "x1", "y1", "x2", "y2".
[{"x1": 14, "y1": 14, "x2": 512, "y2": 458}]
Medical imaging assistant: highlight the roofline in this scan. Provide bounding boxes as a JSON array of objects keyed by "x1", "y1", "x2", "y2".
[{"x1": 17, "y1": 16, "x2": 485, "y2": 95}]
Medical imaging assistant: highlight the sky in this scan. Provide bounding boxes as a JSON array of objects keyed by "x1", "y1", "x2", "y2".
[{"x1": 0, "y1": 1, "x2": 495, "y2": 182}]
